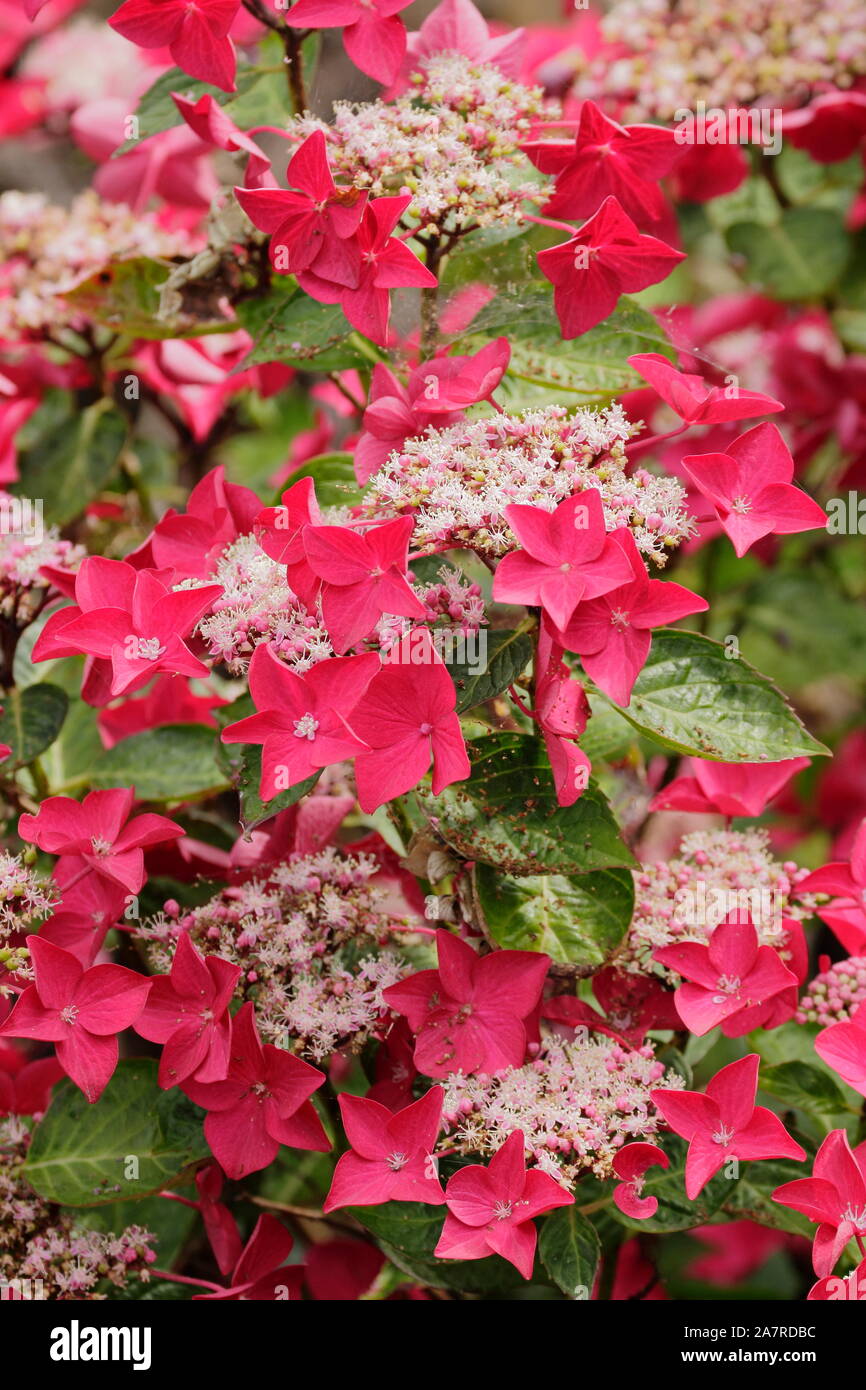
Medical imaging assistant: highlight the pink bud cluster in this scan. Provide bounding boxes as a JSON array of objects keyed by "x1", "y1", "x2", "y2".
[
  {"x1": 294, "y1": 55, "x2": 547, "y2": 233},
  {"x1": 0, "y1": 504, "x2": 85, "y2": 628},
  {"x1": 580, "y1": 0, "x2": 866, "y2": 121},
  {"x1": 796, "y1": 956, "x2": 866, "y2": 1026},
  {"x1": 0, "y1": 853, "x2": 56, "y2": 985},
  {"x1": 193, "y1": 533, "x2": 484, "y2": 675},
  {"x1": 375, "y1": 565, "x2": 486, "y2": 653},
  {"x1": 192, "y1": 534, "x2": 334, "y2": 675},
  {"x1": 20, "y1": 16, "x2": 146, "y2": 111},
  {"x1": 0, "y1": 1123, "x2": 156, "y2": 1298},
  {"x1": 437, "y1": 1032, "x2": 682, "y2": 1188},
  {"x1": 625, "y1": 828, "x2": 814, "y2": 977},
  {"x1": 135, "y1": 847, "x2": 412, "y2": 1061},
  {"x1": 0, "y1": 852, "x2": 56, "y2": 934},
  {"x1": 361, "y1": 405, "x2": 693, "y2": 562},
  {"x1": 0, "y1": 191, "x2": 196, "y2": 337}
]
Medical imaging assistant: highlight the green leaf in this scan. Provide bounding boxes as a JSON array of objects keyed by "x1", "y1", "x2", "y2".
[
  {"x1": 719, "y1": 1158, "x2": 815, "y2": 1237},
  {"x1": 116, "y1": 62, "x2": 291, "y2": 154},
  {"x1": 458, "y1": 293, "x2": 677, "y2": 403},
  {"x1": 833, "y1": 308, "x2": 866, "y2": 352},
  {"x1": 14, "y1": 617, "x2": 105, "y2": 792},
  {"x1": 441, "y1": 219, "x2": 546, "y2": 295},
  {"x1": 836, "y1": 231, "x2": 866, "y2": 306},
  {"x1": 0, "y1": 684, "x2": 67, "y2": 767},
  {"x1": 655, "y1": 1043, "x2": 692, "y2": 1089},
  {"x1": 774, "y1": 146, "x2": 863, "y2": 212},
  {"x1": 41, "y1": 694, "x2": 104, "y2": 794},
  {"x1": 236, "y1": 280, "x2": 367, "y2": 372},
  {"x1": 733, "y1": 570, "x2": 866, "y2": 687},
  {"x1": 281, "y1": 451, "x2": 360, "y2": 508},
  {"x1": 611, "y1": 629, "x2": 828, "y2": 761},
  {"x1": 116, "y1": 1279, "x2": 194, "y2": 1301},
  {"x1": 831, "y1": 237, "x2": 866, "y2": 349},
  {"x1": 258, "y1": 1149, "x2": 335, "y2": 1208},
  {"x1": 226, "y1": 62, "x2": 301, "y2": 126},
  {"x1": 409, "y1": 553, "x2": 449, "y2": 585},
  {"x1": 656, "y1": 1230, "x2": 802, "y2": 1301},
  {"x1": 580, "y1": 697, "x2": 637, "y2": 763},
  {"x1": 759, "y1": 1061, "x2": 855, "y2": 1129},
  {"x1": 473, "y1": 862, "x2": 633, "y2": 968},
  {"x1": 12, "y1": 606, "x2": 65, "y2": 688},
  {"x1": 538, "y1": 1206, "x2": 600, "y2": 1299},
  {"x1": 64, "y1": 258, "x2": 230, "y2": 340},
  {"x1": 684, "y1": 1027, "x2": 723, "y2": 1069},
  {"x1": 726, "y1": 208, "x2": 851, "y2": 299},
  {"x1": 748, "y1": 1020, "x2": 821, "y2": 1068},
  {"x1": 24, "y1": 1060, "x2": 209, "y2": 1207},
  {"x1": 237, "y1": 747, "x2": 320, "y2": 833},
  {"x1": 12, "y1": 396, "x2": 127, "y2": 526},
  {"x1": 350, "y1": 1202, "x2": 527, "y2": 1294},
  {"x1": 706, "y1": 174, "x2": 781, "y2": 231},
  {"x1": 415, "y1": 733, "x2": 634, "y2": 875},
  {"x1": 447, "y1": 628, "x2": 532, "y2": 713},
  {"x1": 91, "y1": 725, "x2": 230, "y2": 802},
  {"x1": 221, "y1": 390, "x2": 314, "y2": 494},
  {"x1": 117, "y1": 69, "x2": 220, "y2": 149}
]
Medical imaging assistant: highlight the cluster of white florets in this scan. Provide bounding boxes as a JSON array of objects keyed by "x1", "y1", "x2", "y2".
[
  {"x1": 0, "y1": 853, "x2": 57, "y2": 991},
  {"x1": 20, "y1": 18, "x2": 148, "y2": 111},
  {"x1": 624, "y1": 828, "x2": 815, "y2": 977},
  {"x1": 136, "y1": 848, "x2": 414, "y2": 1061},
  {"x1": 438, "y1": 1032, "x2": 682, "y2": 1188},
  {"x1": 194, "y1": 535, "x2": 486, "y2": 674},
  {"x1": 292, "y1": 55, "x2": 547, "y2": 232},
  {"x1": 0, "y1": 500, "x2": 86, "y2": 629},
  {"x1": 374, "y1": 564, "x2": 486, "y2": 653},
  {"x1": 361, "y1": 405, "x2": 692, "y2": 562},
  {"x1": 0, "y1": 191, "x2": 194, "y2": 337},
  {"x1": 195, "y1": 534, "x2": 333, "y2": 675},
  {"x1": 579, "y1": 0, "x2": 866, "y2": 119}
]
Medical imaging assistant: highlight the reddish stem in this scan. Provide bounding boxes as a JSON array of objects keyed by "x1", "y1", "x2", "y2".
[
  {"x1": 625, "y1": 423, "x2": 688, "y2": 461},
  {"x1": 150, "y1": 1268, "x2": 223, "y2": 1293},
  {"x1": 408, "y1": 546, "x2": 451, "y2": 562},
  {"x1": 508, "y1": 684, "x2": 539, "y2": 722},
  {"x1": 158, "y1": 1190, "x2": 199, "y2": 1210},
  {"x1": 56, "y1": 863, "x2": 93, "y2": 894},
  {"x1": 378, "y1": 917, "x2": 438, "y2": 938},
  {"x1": 246, "y1": 125, "x2": 293, "y2": 140},
  {"x1": 524, "y1": 212, "x2": 578, "y2": 237}
]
